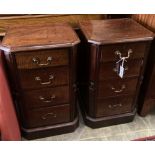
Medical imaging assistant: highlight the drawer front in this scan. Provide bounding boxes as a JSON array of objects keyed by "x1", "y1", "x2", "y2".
[
  {"x1": 96, "y1": 96, "x2": 134, "y2": 117},
  {"x1": 22, "y1": 104, "x2": 70, "y2": 128},
  {"x1": 99, "y1": 59, "x2": 143, "y2": 80},
  {"x1": 98, "y1": 78, "x2": 138, "y2": 98},
  {"x1": 18, "y1": 66, "x2": 69, "y2": 90},
  {"x1": 15, "y1": 48, "x2": 69, "y2": 69},
  {"x1": 21, "y1": 86, "x2": 69, "y2": 109},
  {"x1": 100, "y1": 42, "x2": 147, "y2": 63}
]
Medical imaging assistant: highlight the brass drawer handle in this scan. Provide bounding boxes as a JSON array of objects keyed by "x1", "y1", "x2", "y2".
[
  {"x1": 115, "y1": 49, "x2": 133, "y2": 60},
  {"x1": 113, "y1": 66, "x2": 128, "y2": 72},
  {"x1": 108, "y1": 103, "x2": 122, "y2": 109},
  {"x1": 39, "y1": 95, "x2": 56, "y2": 103},
  {"x1": 41, "y1": 112, "x2": 57, "y2": 120},
  {"x1": 114, "y1": 49, "x2": 132, "y2": 78},
  {"x1": 35, "y1": 75, "x2": 54, "y2": 85},
  {"x1": 32, "y1": 57, "x2": 52, "y2": 66},
  {"x1": 111, "y1": 84, "x2": 126, "y2": 93}
]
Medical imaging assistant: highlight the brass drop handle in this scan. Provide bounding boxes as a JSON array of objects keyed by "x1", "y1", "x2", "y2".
[
  {"x1": 115, "y1": 49, "x2": 133, "y2": 60},
  {"x1": 108, "y1": 103, "x2": 122, "y2": 109},
  {"x1": 113, "y1": 49, "x2": 132, "y2": 77},
  {"x1": 32, "y1": 56, "x2": 52, "y2": 66},
  {"x1": 113, "y1": 66, "x2": 128, "y2": 72},
  {"x1": 41, "y1": 112, "x2": 57, "y2": 120},
  {"x1": 35, "y1": 75, "x2": 54, "y2": 85},
  {"x1": 111, "y1": 84, "x2": 126, "y2": 93},
  {"x1": 39, "y1": 95, "x2": 56, "y2": 103}
]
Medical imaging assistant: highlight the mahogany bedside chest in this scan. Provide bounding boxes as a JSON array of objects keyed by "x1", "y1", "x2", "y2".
[
  {"x1": 0, "y1": 23, "x2": 80, "y2": 139},
  {"x1": 78, "y1": 18, "x2": 154, "y2": 128}
]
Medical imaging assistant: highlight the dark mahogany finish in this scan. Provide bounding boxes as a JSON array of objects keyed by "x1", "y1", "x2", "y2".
[
  {"x1": 98, "y1": 78, "x2": 138, "y2": 98},
  {"x1": 0, "y1": 23, "x2": 80, "y2": 139},
  {"x1": 96, "y1": 95, "x2": 134, "y2": 117},
  {"x1": 21, "y1": 86, "x2": 69, "y2": 109},
  {"x1": 78, "y1": 18, "x2": 154, "y2": 128},
  {"x1": 15, "y1": 49, "x2": 69, "y2": 69},
  {"x1": 18, "y1": 66, "x2": 69, "y2": 90},
  {"x1": 138, "y1": 39, "x2": 155, "y2": 116},
  {"x1": 22, "y1": 104, "x2": 71, "y2": 128}
]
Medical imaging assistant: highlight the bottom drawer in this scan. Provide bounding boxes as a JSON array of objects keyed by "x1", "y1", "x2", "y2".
[
  {"x1": 96, "y1": 96, "x2": 134, "y2": 117},
  {"x1": 22, "y1": 104, "x2": 70, "y2": 128}
]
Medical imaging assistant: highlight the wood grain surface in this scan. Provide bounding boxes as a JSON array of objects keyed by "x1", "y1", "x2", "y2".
[{"x1": 79, "y1": 18, "x2": 154, "y2": 44}]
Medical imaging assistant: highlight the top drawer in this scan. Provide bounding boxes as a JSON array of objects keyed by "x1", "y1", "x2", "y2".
[
  {"x1": 100, "y1": 42, "x2": 148, "y2": 63},
  {"x1": 15, "y1": 48, "x2": 69, "y2": 69}
]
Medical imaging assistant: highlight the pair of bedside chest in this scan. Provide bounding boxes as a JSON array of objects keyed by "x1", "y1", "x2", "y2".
[{"x1": 0, "y1": 18, "x2": 154, "y2": 139}]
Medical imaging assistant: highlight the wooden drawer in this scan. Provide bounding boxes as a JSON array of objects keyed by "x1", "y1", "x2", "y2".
[
  {"x1": 18, "y1": 66, "x2": 69, "y2": 90},
  {"x1": 96, "y1": 95, "x2": 134, "y2": 117},
  {"x1": 21, "y1": 86, "x2": 69, "y2": 109},
  {"x1": 99, "y1": 59, "x2": 143, "y2": 80},
  {"x1": 100, "y1": 42, "x2": 147, "y2": 63},
  {"x1": 15, "y1": 48, "x2": 69, "y2": 69},
  {"x1": 22, "y1": 104, "x2": 70, "y2": 128},
  {"x1": 98, "y1": 78, "x2": 138, "y2": 98}
]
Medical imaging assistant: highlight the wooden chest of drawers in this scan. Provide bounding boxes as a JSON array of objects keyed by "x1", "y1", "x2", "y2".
[
  {"x1": 0, "y1": 23, "x2": 80, "y2": 139},
  {"x1": 78, "y1": 18, "x2": 154, "y2": 128}
]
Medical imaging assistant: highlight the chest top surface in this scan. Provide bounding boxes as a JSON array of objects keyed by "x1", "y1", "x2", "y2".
[
  {"x1": 0, "y1": 23, "x2": 80, "y2": 52},
  {"x1": 79, "y1": 18, "x2": 154, "y2": 45}
]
